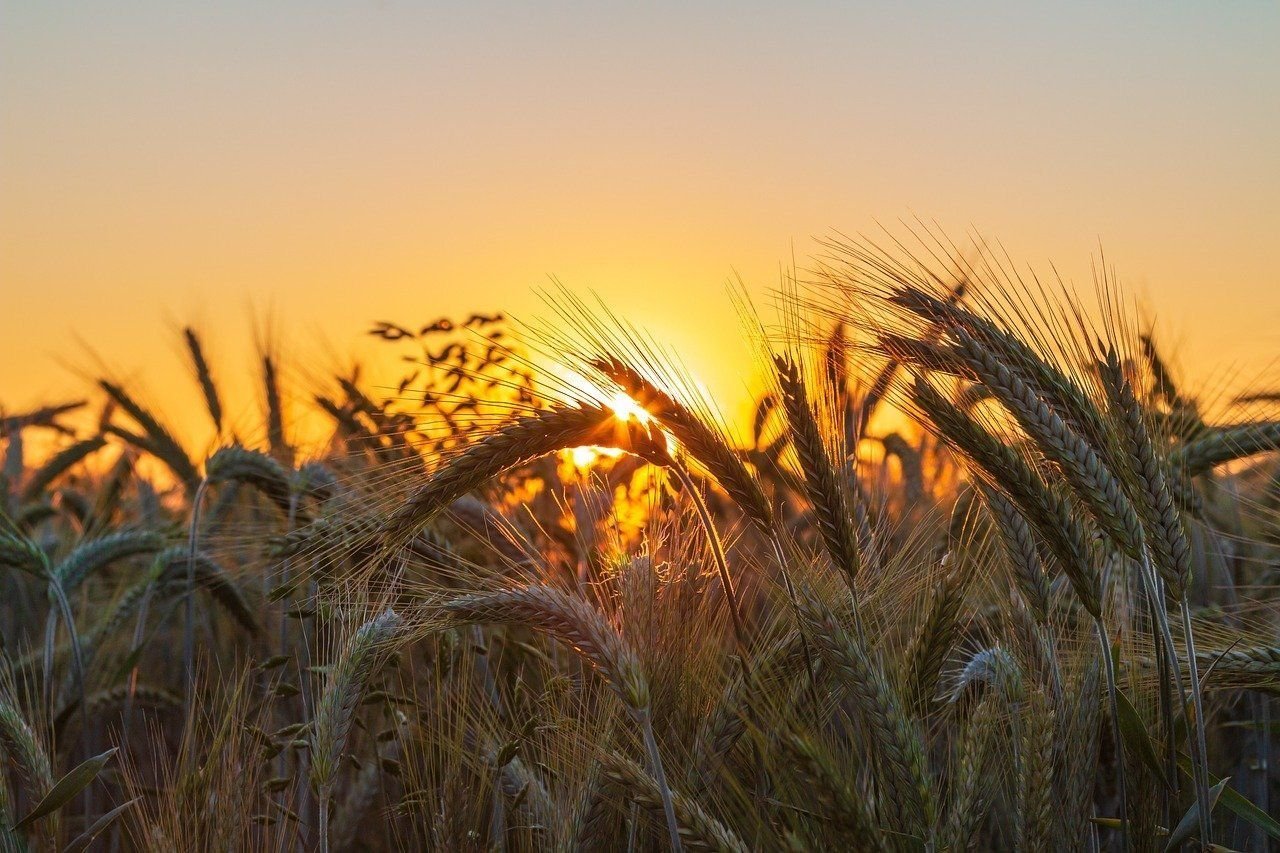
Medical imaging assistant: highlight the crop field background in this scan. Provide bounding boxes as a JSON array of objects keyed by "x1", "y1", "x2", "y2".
[{"x1": 0, "y1": 234, "x2": 1279, "y2": 851}]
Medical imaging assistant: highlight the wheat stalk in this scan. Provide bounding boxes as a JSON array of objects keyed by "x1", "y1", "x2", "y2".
[
  {"x1": 601, "y1": 752, "x2": 746, "y2": 853},
  {"x1": 795, "y1": 585, "x2": 933, "y2": 836},
  {"x1": 775, "y1": 355, "x2": 869, "y2": 601},
  {"x1": 1168, "y1": 421, "x2": 1280, "y2": 477},
  {"x1": 379, "y1": 403, "x2": 619, "y2": 549},
  {"x1": 443, "y1": 585, "x2": 683, "y2": 850},
  {"x1": 592, "y1": 358, "x2": 775, "y2": 532},
  {"x1": 310, "y1": 608, "x2": 401, "y2": 853}
]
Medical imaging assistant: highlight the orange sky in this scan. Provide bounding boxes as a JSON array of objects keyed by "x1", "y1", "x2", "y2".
[{"x1": 3, "y1": 2, "x2": 1278, "y2": 451}]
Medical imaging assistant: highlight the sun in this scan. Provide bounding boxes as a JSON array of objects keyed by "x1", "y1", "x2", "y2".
[
  {"x1": 608, "y1": 391, "x2": 650, "y2": 424},
  {"x1": 563, "y1": 393, "x2": 654, "y2": 469}
]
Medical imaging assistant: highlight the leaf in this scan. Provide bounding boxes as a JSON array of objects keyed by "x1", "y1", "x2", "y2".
[
  {"x1": 63, "y1": 797, "x2": 139, "y2": 853},
  {"x1": 1213, "y1": 775, "x2": 1280, "y2": 842},
  {"x1": 1177, "y1": 755, "x2": 1280, "y2": 841},
  {"x1": 13, "y1": 748, "x2": 118, "y2": 830},
  {"x1": 1164, "y1": 776, "x2": 1227, "y2": 851},
  {"x1": 1115, "y1": 689, "x2": 1171, "y2": 790}
]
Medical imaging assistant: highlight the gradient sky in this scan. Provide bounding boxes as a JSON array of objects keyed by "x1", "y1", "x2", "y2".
[{"x1": 3, "y1": 1, "x2": 1278, "y2": 448}]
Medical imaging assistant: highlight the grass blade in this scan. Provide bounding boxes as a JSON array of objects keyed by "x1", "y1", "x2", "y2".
[{"x1": 13, "y1": 748, "x2": 117, "y2": 831}]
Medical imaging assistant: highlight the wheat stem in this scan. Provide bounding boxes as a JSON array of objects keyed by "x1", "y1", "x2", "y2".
[
  {"x1": 638, "y1": 707, "x2": 683, "y2": 853},
  {"x1": 1179, "y1": 598, "x2": 1213, "y2": 846},
  {"x1": 1094, "y1": 617, "x2": 1132, "y2": 853},
  {"x1": 184, "y1": 478, "x2": 207, "y2": 713},
  {"x1": 669, "y1": 457, "x2": 748, "y2": 654}
]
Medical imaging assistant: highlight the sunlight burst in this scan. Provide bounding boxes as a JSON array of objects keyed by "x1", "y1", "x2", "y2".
[{"x1": 608, "y1": 391, "x2": 651, "y2": 424}]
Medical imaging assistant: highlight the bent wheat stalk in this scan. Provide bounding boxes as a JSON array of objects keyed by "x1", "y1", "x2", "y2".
[
  {"x1": 601, "y1": 752, "x2": 746, "y2": 853},
  {"x1": 311, "y1": 608, "x2": 402, "y2": 853},
  {"x1": 443, "y1": 585, "x2": 682, "y2": 852},
  {"x1": 591, "y1": 358, "x2": 774, "y2": 532},
  {"x1": 1100, "y1": 353, "x2": 1212, "y2": 840},
  {"x1": 795, "y1": 585, "x2": 933, "y2": 837},
  {"x1": 378, "y1": 404, "x2": 619, "y2": 550}
]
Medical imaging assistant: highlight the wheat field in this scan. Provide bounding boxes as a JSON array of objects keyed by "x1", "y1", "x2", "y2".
[{"x1": 1, "y1": 236, "x2": 1279, "y2": 852}]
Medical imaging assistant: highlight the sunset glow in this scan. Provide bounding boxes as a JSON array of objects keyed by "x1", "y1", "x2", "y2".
[
  {"x1": 3, "y1": 3, "x2": 1277, "y2": 447},
  {"x1": 567, "y1": 444, "x2": 625, "y2": 470},
  {"x1": 607, "y1": 392, "x2": 651, "y2": 425}
]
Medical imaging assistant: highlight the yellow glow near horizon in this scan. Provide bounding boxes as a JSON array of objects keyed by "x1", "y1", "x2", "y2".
[{"x1": 2, "y1": 3, "x2": 1277, "y2": 448}]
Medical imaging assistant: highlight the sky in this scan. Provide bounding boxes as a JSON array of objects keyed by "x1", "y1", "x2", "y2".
[{"x1": 3, "y1": 1, "x2": 1278, "y2": 449}]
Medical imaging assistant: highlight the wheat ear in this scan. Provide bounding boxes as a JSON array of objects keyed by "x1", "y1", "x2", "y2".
[
  {"x1": 910, "y1": 378, "x2": 1102, "y2": 618},
  {"x1": 775, "y1": 355, "x2": 868, "y2": 606},
  {"x1": 783, "y1": 732, "x2": 883, "y2": 846},
  {"x1": 310, "y1": 608, "x2": 402, "y2": 853},
  {"x1": 904, "y1": 555, "x2": 971, "y2": 711},
  {"x1": 891, "y1": 285, "x2": 1111, "y2": 449},
  {"x1": 183, "y1": 327, "x2": 223, "y2": 434},
  {"x1": 379, "y1": 403, "x2": 618, "y2": 549},
  {"x1": 0, "y1": 680, "x2": 56, "y2": 842},
  {"x1": 592, "y1": 358, "x2": 775, "y2": 532},
  {"x1": 19, "y1": 436, "x2": 105, "y2": 502},
  {"x1": 795, "y1": 585, "x2": 933, "y2": 836},
  {"x1": 978, "y1": 485, "x2": 1051, "y2": 624},
  {"x1": 443, "y1": 585, "x2": 683, "y2": 851},
  {"x1": 1168, "y1": 420, "x2": 1280, "y2": 477},
  {"x1": 943, "y1": 697, "x2": 997, "y2": 848},
  {"x1": 948, "y1": 327, "x2": 1144, "y2": 559},
  {"x1": 601, "y1": 752, "x2": 746, "y2": 853}
]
